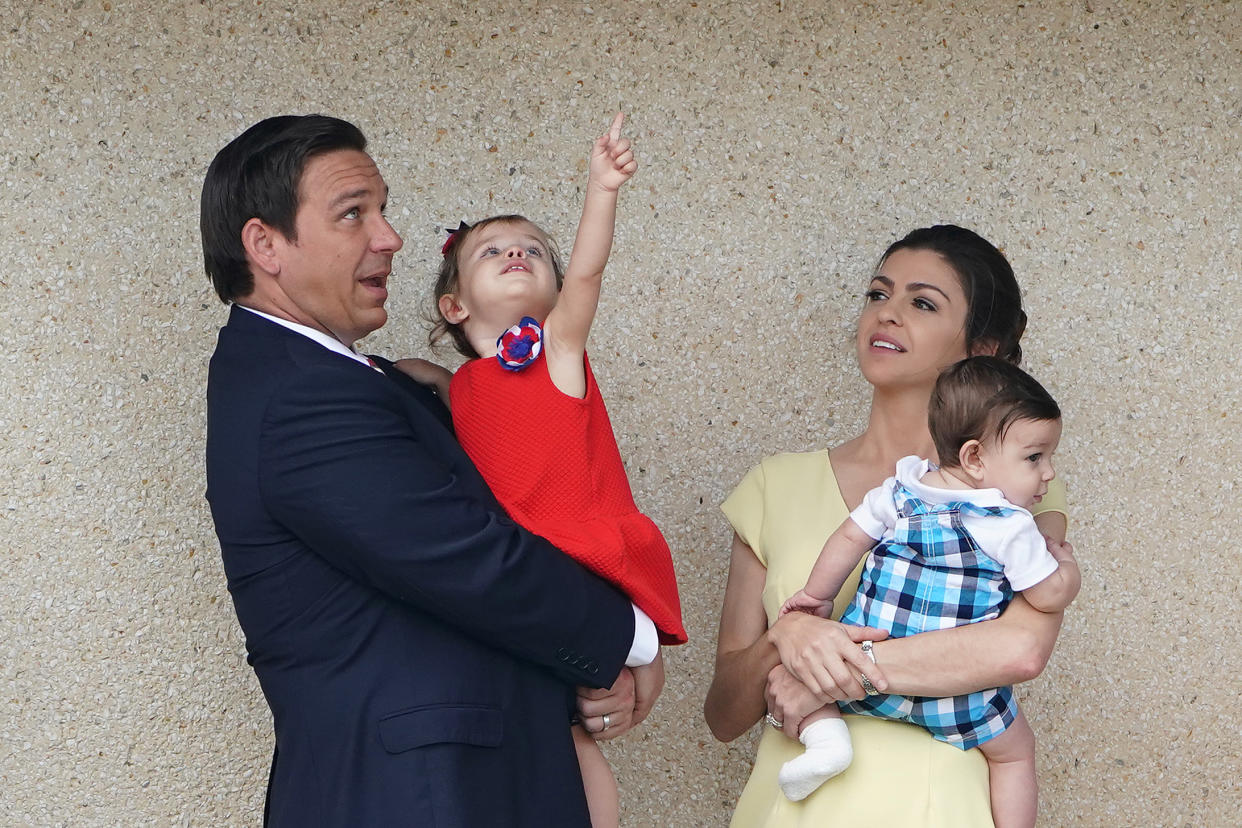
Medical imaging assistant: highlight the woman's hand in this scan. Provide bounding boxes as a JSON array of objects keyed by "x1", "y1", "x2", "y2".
[
  {"x1": 765, "y1": 663, "x2": 829, "y2": 738},
  {"x1": 766, "y1": 611, "x2": 889, "y2": 703}
]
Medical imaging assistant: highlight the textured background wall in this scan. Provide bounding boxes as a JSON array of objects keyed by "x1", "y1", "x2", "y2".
[{"x1": 3, "y1": 1, "x2": 1239, "y2": 824}]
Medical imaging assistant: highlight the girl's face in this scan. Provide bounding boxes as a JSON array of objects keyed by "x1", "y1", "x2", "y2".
[
  {"x1": 977, "y1": 417, "x2": 1061, "y2": 508},
  {"x1": 856, "y1": 248, "x2": 972, "y2": 390},
  {"x1": 443, "y1": 219, "x2": 560, "y2": 335}
]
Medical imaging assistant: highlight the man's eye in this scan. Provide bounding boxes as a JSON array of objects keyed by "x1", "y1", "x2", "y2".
[{"x1": 344, "y1": 207, "x2": 360, "y2": 219}]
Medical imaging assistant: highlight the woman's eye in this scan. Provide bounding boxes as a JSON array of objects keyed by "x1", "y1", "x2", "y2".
[
  {"x1": 914, "y1": 297, "x2": 937, "y2": 311},
  {"x1": 864, "y1": 289, "x2": 887, "y2": 302}
]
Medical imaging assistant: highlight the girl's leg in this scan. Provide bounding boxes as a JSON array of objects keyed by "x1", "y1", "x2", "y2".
[
  {"x1": 572, "y1": 723, "x2": 619, "y2": 828},
  {"x1": 777, "y1": 705, "x2": 853, "y2": 802},
  {"x1": 978, "y1": 709, "x2": 1038, "y2": 828}
]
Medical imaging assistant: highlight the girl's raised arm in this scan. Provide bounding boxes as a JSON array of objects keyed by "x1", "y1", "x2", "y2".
[{"x1": 545, "y1": 112, "x2": 636, "y2": 358}]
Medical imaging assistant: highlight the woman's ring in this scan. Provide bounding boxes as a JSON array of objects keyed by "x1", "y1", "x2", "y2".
[
  {"x1": 764, "y1": 712, "x2": 784, "y2": 730},
  {"x1": 602, "y1": 713, "x2": 612, "y2": 730}
]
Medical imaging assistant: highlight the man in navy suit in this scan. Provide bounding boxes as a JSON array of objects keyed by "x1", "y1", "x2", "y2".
[{"x1": 200, "y1": 115, "x2": 661, "y2": 826}]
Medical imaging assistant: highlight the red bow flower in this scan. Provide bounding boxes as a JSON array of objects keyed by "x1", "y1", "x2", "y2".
[{"x1": 496, "y1": 316, "x2": 543, "y2": 371}]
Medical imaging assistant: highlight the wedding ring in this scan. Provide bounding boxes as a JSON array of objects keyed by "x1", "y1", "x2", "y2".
[
  {"x1": 764, "y1": 712, "x2": 784, "y2": 730},
  {"x1": 602, "y1": 713, "x2": 612, "y2": 730}
]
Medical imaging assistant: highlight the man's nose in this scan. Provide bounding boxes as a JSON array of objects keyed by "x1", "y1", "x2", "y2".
[{"x1": 374, "y1": 218, "x2": 403, "y2": 252}]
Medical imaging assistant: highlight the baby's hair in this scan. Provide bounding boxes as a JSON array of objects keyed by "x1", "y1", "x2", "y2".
[
  {"x1": 930, "y1": 356, "x2": 1061, "y2": 470},
  {"x1": 429, "y1": 214, "x2": 566, "y2": 359}
]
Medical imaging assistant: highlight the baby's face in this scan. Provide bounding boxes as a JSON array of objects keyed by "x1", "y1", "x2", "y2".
[{"x1": 977, "y1": 418, "x2": 1062, "y2": 508}]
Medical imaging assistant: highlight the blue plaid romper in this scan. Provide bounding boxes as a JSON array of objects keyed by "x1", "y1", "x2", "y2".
[{"x1": 838, "y1": 481, "x2": 1021, "y2": 750}]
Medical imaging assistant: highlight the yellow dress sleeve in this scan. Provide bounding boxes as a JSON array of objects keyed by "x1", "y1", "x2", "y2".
[
  {"x1": 1032, "y1": 476, "x2": 1068, "y2": 527},
  {"x1": 721, "y1": 461, "x2": 770, "y2": 566}
]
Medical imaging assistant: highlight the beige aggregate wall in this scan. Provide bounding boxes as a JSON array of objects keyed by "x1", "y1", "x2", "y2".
[{"x1": 3, "y1": 1, "x2": 1239, "y2": 824}]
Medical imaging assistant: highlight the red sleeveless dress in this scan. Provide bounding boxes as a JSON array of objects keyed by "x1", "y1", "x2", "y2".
[{"x1": 450, "y1": 350, "x2": 686, "y2": 644}]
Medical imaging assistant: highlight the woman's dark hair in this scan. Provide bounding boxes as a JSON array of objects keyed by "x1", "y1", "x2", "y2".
[
  {"x1": 881, "y1": 224, "x2": 1027, "y2": 364},
  {"x1": 930, "y1": 356, "x2": 1060, "y2": 469},
  {"x1": 200, "y1": 114, "x2": 368, "y2": 303},
  {"x1": 429, "y1": 214, "x2": 565, "y2": 359}
]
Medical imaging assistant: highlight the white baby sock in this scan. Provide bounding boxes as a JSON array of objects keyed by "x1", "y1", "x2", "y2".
[{"x1": 777, "y1": 718, "x2": 854, "y2": 802}]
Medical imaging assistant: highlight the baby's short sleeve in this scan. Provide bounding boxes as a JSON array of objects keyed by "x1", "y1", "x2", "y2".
[
  {"x1": 849, "y1": 477, "x2": 898, "y2": 541},
  {"x1": 991, "y1": 516, "x2": 1060, "y2": 592}
]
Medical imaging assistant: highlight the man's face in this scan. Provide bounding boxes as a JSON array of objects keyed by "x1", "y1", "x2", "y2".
[{"x1": 270, "y1": 149, "x2": 402, "y2": 345}]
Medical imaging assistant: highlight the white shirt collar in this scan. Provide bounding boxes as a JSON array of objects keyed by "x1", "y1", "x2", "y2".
[{"x1": 238, "y1": 305, "x2": 374, "y2": 368}]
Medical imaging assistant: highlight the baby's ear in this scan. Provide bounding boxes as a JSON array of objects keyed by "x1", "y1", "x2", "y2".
[
  {"x1": 438, "y1": 293, "x2": 468, "y2": 324},
  {"x1": 958, "y1": 440, "x2": 987, "y2": 483}
]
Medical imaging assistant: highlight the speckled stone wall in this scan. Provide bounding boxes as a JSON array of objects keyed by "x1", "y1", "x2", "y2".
[{"x1": 3, "y1": 1, "x2": 1239, "y2": 824}]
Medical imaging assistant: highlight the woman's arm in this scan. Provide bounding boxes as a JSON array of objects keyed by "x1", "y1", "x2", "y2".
[
  {"x1": 703, "y1": 534, "x2": 782, "y2": 742},
  {"x1": 869, "y1": 513, "x2": 1073, "y2": 696},
  {"x1": 765, "y1": 510, "x2": 1073, "y2": 701},
  {"x1": 705, "y1": 534, "x2": 886, "y2": 741}
]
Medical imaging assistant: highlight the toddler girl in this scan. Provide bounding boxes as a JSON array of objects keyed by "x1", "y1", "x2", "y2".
[
  {"x1": 777, "y1": 355, "x2": 1080, "y2": 828},
  {"x1": 400, "y1": 114, "x2": 685, "y2": 828}
]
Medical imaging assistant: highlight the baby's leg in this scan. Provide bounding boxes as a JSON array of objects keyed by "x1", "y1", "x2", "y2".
[
  {"x1": 572, "y1": 723, "x2": 619, "y2": 828},
  {"x1": 777, "y1": 705, "x2": 853, "y2": 802},
  {"x1": 978, "y1": 709, "x2": 1038, "y2": 828}
]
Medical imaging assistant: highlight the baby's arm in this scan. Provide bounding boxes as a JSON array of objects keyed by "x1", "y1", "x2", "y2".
[
  {"x1": 780, "y1": 519, "x2": 876, "y2": 618},
  {"x1": 544, "y1": 112, "x2": 637, "y2": 355},
  {"x1": 1021, "y1": 537, "x2": 1080, "y2": 613}
]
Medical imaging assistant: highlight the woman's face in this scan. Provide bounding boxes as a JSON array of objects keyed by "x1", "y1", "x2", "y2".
[{"x1": 856, "y1": 247, "x2": 971, "y2": 390}]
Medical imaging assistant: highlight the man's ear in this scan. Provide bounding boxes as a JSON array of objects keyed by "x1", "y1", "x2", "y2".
[
  {"x1": 241, "y1": 217, "x2": 283, "y2": 278},
  {"x1": 958, "y1": 439, "x2": 987, "y2": 484},
  {"x1": 438, "y1": 293, "x2": 469, "y2": 324}
]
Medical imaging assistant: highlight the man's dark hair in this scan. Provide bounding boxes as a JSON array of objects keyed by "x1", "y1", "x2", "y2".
[
  {"x1": 200, "y1": 115, "x2": 367, "y2": 303},
  {"x1": 930, "y1": 356, "x2": 1061, "y2": 469}
]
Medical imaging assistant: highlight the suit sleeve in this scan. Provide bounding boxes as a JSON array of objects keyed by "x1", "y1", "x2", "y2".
[{"x1": 257, "y1": 363, "x2": 634, "y2": 687}]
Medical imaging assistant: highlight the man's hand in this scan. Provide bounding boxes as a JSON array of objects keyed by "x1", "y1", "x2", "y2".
[
  {"x1": 576, "y1": 649, "x2": 664, "y2": 741},
  {"x1": 577, "y1": 666, "x2": 635, "y2": 740},
  {"x1": 588, "y1": 112, "x2": 637, "y2": 193}
]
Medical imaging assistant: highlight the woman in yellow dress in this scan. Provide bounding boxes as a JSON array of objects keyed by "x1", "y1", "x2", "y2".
[{"x1": 704, "y1": 225, "x2": 1070, "y2": 826}]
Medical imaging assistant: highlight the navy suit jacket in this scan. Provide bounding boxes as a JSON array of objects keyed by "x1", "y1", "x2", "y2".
[{"x1": 205, "y1": 306, "x2": 636, "y2": 826}]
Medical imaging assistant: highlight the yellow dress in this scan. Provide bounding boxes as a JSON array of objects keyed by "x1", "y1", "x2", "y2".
[{"x1": 721, "y1": 450, "x2": 1067, "y2": 827}]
